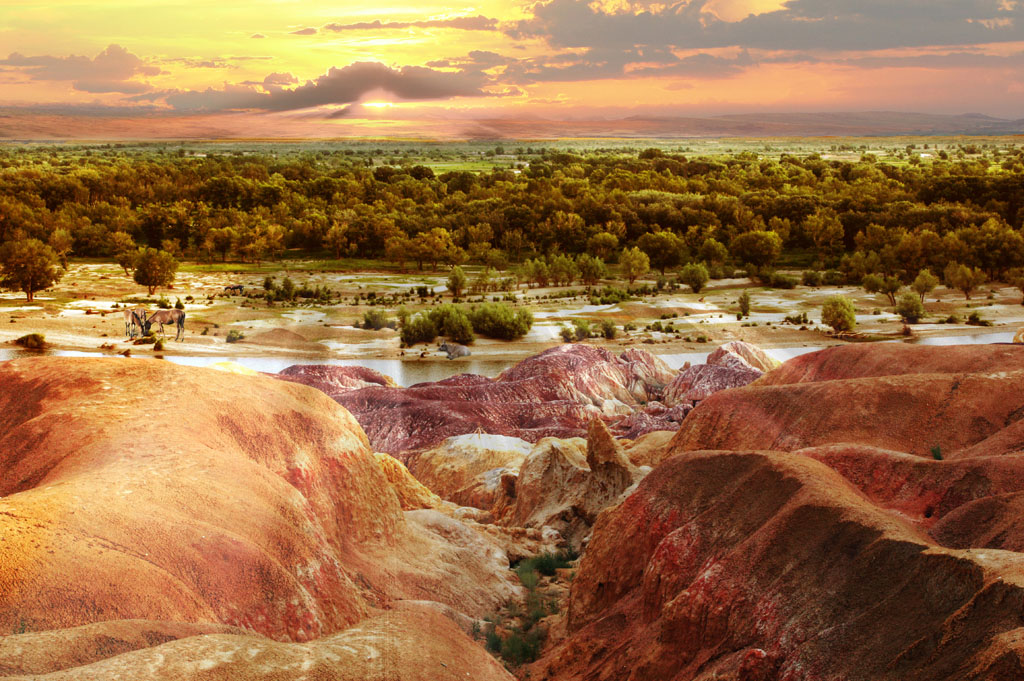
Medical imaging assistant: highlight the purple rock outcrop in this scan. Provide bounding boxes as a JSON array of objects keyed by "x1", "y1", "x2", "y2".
[{"x1": 279, "y1": 345, "x2": 675, "y2": 454}]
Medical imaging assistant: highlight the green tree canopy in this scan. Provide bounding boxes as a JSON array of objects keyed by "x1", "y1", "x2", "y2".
[
  {"x1": 0, "y1": 238, "x2": 63, "y2": 302},
  {"x1": 133, "y1": 248, "x2": 179, "y2": 295}
]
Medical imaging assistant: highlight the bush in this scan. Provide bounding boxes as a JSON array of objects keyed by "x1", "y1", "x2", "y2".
[
  {"x1": 400, "y1": 313, "x2": 438, "y2": 346},
  {"x1": 895, "y1": 292, "x2": 925, "y2": 323},
  {"x1": 590, "y1": 286, "x2": 631, "y2": 305},
  {"x1": 822, "y1": 269, "x2": 845, "y2": 286},
  {"x1": 572, "y1": 319, "x2": 592, "y2": 340},
  {"x1": 433, "y1": 305, "x2": 475, "y2": 344},
  {"x1": 784, "y1": 312, "x2": 809, "y2": 325},
  {"x1": 966, "y1": 311, "x2": 993, "y2": 327},
  {"x1": 738, "y1": 290, "x2": 751, "y2": 317},
  {"x1": 13, "y1": 333, "x2": 45, "y2": 349},
  {"x1": 466, "y1": 302, "x2": 533, "y2": 340},
  {"x1": 153, "y1": 339, "x2": 165, "y2": 351},
  {"x1": 362, "y1": 308, "x2": 391, "y2": 330},
  {"x1": 559, "y1": 325, "x2": 574, "y2": 342},
  {"x1": 174, "y1": 297, "x2": 185, "y2": 310},
  {"x1": 768, "y1": 272, "x2": 797, "y2": 289},
  {"x1": 677, "y1": 262, "x2": 709, "y2": 294},
  {"x1": 500, "y1": 629, "x2": 544, "y2": 667},
  {"x1": 226, "y1": 330, "x2": 245, "y2": 343},
  {"x1": 822, "y1": 295, "x2": 857, "y2": 332},
  {"x1": 157, "y1": 295, "x2": 171, "y2": 309},
  {"x1": 600, "y1": 319, "x2": 617, "y2": 339},
  {"x1": 801, "y1": 270, "x2": 822, "y2": 286}
]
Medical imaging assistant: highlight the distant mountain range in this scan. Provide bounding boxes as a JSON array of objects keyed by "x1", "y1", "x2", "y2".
[{"x1": 1, "y1": 109, "x2": 1022, "y2": 140}]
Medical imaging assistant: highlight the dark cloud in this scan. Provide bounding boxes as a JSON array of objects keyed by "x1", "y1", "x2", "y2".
[
  {"x1": 322, "y1": 16, "x2": 498, "y2": 31},
  {"x1": 0, "y1": 44, "x2": 159, "y2": 94},
  {"x1": 159, "y1": 61, "x2": 487, "y2": 112},
  {"x1": 290, "y1": 27, "x2": 318, "y2": 35},
  {"x1": 510, "y1": 0, "x2": 1024, "y2": 51}
]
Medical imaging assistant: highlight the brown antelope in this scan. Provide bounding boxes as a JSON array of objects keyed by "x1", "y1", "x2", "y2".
[{"x1": 142, "y1": 309, "x2": 186, "y2": 341}]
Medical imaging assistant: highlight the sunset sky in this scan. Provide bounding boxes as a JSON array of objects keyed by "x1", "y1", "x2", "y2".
[{"x1": 1, "y1": 0, "x2": 1023, "y2": 135}]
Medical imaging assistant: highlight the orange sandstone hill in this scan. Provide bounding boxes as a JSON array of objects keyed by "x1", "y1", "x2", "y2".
[{"x1": 0, "y1": 357, "x2": 515, "y2": 680}]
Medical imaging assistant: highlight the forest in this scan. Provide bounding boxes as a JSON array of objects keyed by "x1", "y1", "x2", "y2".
[{"x1": 1, "y1": 140, "x2": 1023, "y2": 294}]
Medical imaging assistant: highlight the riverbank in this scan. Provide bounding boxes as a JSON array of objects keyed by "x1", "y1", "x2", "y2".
[{"x1": 1, "y1": 260, "x2": 1021, "y2": 377}]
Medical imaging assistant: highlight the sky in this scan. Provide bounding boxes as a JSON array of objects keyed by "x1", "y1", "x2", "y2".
[{"x1": 1, "y1": 0, "x2": 1023, "y2": 136}]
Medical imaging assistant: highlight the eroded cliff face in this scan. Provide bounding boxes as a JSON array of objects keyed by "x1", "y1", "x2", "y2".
[
  {"x1": 0, "y1": 357, "x2": 516, "y2": 680},
  {"x1": 529, "y1": 344, "x2": 1024, "y2": 681}
]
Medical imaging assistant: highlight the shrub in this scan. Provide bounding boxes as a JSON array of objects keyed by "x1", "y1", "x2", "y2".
[
  {"x1": 466, "y1": 302, "x2": 533, "y2": 340},
  {"x1": 738, "y1": 290, "x2": 751, "y2": 317},
  {"x1": 768, "y1": 272, "x2": 797, "y2": 289},
  {"x1": 362, "y1": 308, "x2": 390, "y2": 330},
  {"x1": 500, "y1": 629, "x2": 544, "y2": 667},
  {"x1": 696, "y1": 333, "x2": 709, "y2": 343},
  {"x1": 13, "y1": 333, "x2": 45, "y2": 349},
  {"x1": 153, "y1": 339, "x2": 165, "y2": 351},
  {"x1": 801, "y1": 270, "x2": 822, "y2": 286},
  {"x1": 572, "y1": 319, "x2": 591, "y2": 340},
  {"x1": 174, "y1": 297, "x2": 185, "y2": 310},
  {"x1": 895, "y1": 292, "x2": 925, "y2": 323},
  {"x1": 784, "y1": 312, "x2": 809, "y2": 325},
  {"x1": 966, "y1": 311, "x2": 993, "y2": 327},
  {"x1": 559, "y1": 325, "x2": 574, "y2": 342},
  {"x1": 400, "y1": 313, "x2": 438, "y2": 346},
  {"x1": 590, "y1": 286, "x2": 631, "y2": 305},
  {"x1": 226, "y1": 330, "x2": 245, "y2": 343},
  {"x1": 157, "y1": 295, "x2": 171, "y2": 309},
  {"x1": 600, "y1": 319, "x2": 617, "y2": 339},
  {"x1": 822, "y1": 269, "x2": 845, "y2": 286},
  {"x1": 678, "y1": 262, "x2": 709, "y2": 294},
  {"x1": 822, "y1": 295, "x2": 856, "y2": 332},
  {"x1": 931, "y1": 445, "x2": 943, "y2": 460}
]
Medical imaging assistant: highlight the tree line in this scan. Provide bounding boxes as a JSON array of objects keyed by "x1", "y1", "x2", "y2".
[{"x1": 2, "y1": 144, "x2": 1024, "y2": 300}]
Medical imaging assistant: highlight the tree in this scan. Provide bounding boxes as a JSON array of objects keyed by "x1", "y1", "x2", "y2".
[
  {"x1": 678, "y1": 262, "x2": 709, "y2": 294},
  {"x1": 862, "y1": 273, "x2": 901, "y2": 305},
  {"x1": 586, "y1": 232, "x2": 619, "y2": 261},
  {"x1": 48, "y1": 229, "x2": 74, "y2": 267},
  {"x1": 895, "y1": 292, "x2": 925, "y2": 323},
  {"x1": 447, "y1": 265, "x2": 467, "y2": 298},
  {"x1": 108, "y1": 231, "x2": 138, "y2": 274},
  {"x1": 911, "y1": 269, "x2": 939, "y2": 303},
  {"x1": 323, "y1": 213, "x2": 353, "y2": 259},
  {"x1": 944, "y1": 262, "x2": 986, "y2": 300},
  {"x1": 637, "y1": 231, "x2": 686, "y2": 274},
  {"x1": 577, "y1": 254, "x2": 606, "y2": 285},
  {"x1": 133, "y1": 248, "x2": 178, "y2": 295},
  {"x1": 548, "y1": 254, "x2": 579, "y2": 286},
  {"x1": 803, "y1": 209, "x2": 844, "y2": 264},
  {"x1": 619, "y1": 247, "x2": 650, "y2": 284},
  {"x1": 822, "y1": 295, "x2": 856, "y2": 332},
  {"x1": 0, "y1": 238, "x2": 63, "y2": 302},
  {"x1": 731, "y1": 230, "x2": 783, "y2": 270},
  {"x1": 1007, "y1": 267, "x2": 1024, "y2": 304},
  {"x1": 698, "y1": 238, "x2": 729, "y2": 266}
]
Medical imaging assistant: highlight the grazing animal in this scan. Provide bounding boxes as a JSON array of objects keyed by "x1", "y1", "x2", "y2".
[
  {"x1": 122, "y1": 306, "x2": 147, "y2": 338},
  {"x1": 142, "y1": 309, "x2": 186, "y2": 341},
  {"x1": 224, "y1": 284, "x2": 244, "y2": 294},
  {"x1": 439, "y1": 341, "x2": 471, "y2": 360}
]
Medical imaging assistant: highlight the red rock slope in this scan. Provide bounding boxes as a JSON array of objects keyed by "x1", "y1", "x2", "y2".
[{"x1": 531, "y1": 344, "x2": 1024, "y2": 680}]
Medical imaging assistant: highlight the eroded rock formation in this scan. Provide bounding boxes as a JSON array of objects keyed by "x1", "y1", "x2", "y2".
[
  {"x1": 529, "y1": 343, "x2": 1024, "y2": 680},
  {"x1": 284, "y1": 345, "x2": 675, "y2": 454},
  {"x1": 0, "y1": 357, "x2": 516, "y2": 678}
]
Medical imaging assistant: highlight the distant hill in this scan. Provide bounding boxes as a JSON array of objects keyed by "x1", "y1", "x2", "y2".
[{"x1": 1, "y1": 108, "x2": 1022, "y2": 140}]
